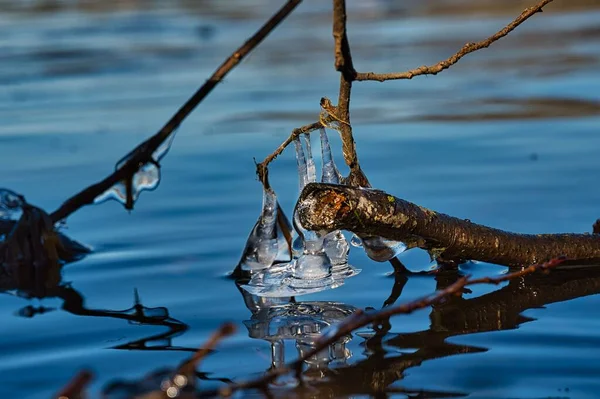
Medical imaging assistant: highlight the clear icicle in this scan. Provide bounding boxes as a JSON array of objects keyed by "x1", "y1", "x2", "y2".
[
  {"x1": 302, "y1": 133, "x2": 317, "y2": 185},
  {"x1": 292, "y1": 137, "x2": 318, "y2": 254},
  {"x1": 238, "y1": 186, "x2": 279, "y2": 273},
  {"x1": 319, "y1": 128, "x2": 342, "y2": 185},
  {"x1": 294, "y1": 137, "x2": 310, "y2": 192},
  {"x1": 286, "y1": 137, "x2": 338, "y2": 293},
  {"x1": 93, "y1": 130, "x2": 178, "y2": 210}
]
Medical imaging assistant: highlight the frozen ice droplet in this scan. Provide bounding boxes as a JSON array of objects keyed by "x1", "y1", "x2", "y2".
[
  {"x1": 238, "y1": 186, "x2": 279, "y2": 273},
  {"x1": 0, "y1": 189, "x2": 25, "y2": 221},
  {"x1": 362, "y1": 237, "x2": 407, "y2": 262},
  {"x1": 93, "y1": 130, "x2": 177, "y2": 210},
  {"x1": 350, "y1": 234, "x2": 363, "y2": 248}
]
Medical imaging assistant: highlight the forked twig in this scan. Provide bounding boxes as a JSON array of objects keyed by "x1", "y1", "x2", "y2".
[{"x1": 355, "y1": 0, "x2": 554, "y2": 82}]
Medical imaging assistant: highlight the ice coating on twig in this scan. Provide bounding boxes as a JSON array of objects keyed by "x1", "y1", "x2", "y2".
[
  {"x1": 238, "y1": 185, "x2": 279, "y2": 272},
  {"x1": 0, "y1": 189, "x2": 26, "y2": 221},
  {"x1": 93, "y1": 130, "x2": 178, "y2": 210}
]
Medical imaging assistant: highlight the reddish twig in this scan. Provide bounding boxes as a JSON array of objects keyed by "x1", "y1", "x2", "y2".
[
  {"x1": 54, "y1": 369, "x2": 94, "y2": 399},
  {"x1": 355, "y1": 0, "x2": 554, "y2": 82}
]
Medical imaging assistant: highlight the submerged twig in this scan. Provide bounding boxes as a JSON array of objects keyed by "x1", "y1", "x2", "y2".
[
  {"x1": 298, "y1": 183, "x2": 600, "y2": 267},
  {"x1": 54, "y1": 369, "x2": 94, "y2": 399},
  {"x1": 50, "y1": 0, "x2": 302, "y2": 223},
  {"x1": 355, "y1": 0, "x2": 554, "y2": 82}
]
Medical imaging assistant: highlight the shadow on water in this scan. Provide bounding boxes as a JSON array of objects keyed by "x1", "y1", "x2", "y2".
[{"x1": 0, "y1": 219, "x2": 191, "y2": 354}]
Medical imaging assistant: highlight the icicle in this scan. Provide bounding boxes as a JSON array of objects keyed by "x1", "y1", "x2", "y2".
[
  {"x1": 238, "y1": 186, "x2": 279, "y2": 273},
  {"x1": 302, "y1": 133, "x2": 317, "y2": 185},
  {"x1": 319, "y1": 128, "x2": 342, "y2": 185},
  {"x1": 292, "y1": 136, "x2": 318, "y2": 255},
  {"x1": 318, "y1": 130, "x2": 360, "y2": 279},
  {"x1": 286, "y1": 137, "x2": 338, "y2": 292}
]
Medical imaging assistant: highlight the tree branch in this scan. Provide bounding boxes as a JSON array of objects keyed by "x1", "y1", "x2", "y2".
[
  {"x1": 355, "y1": 0, "x2": 554, "y2": 82},
  {"x1": 332, "y1": 0, "x2": 362, "y2": 178},
  {"x1": 298, "y1": 183, "x2": 600, "y2": 267},
  {"x1": 49, "y1": 0, "x2": 302, "y2": 223}
]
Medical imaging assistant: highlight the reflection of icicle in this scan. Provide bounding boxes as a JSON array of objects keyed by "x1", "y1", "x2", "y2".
[
  {"x1": 0, "y1": 189, "x2": 25, "y2": 220},
  {"x1": 238, "y1": 186, "x2": 279, "y2": 273},
  {"x1": 93, "y1": 130, "x2": 178, "y2": 210}
]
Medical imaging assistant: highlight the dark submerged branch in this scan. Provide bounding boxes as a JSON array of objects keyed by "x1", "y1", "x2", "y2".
[
  {"x1": 355, "y1": 0, "x2": 554, "y2": 82},
  {"x1": 298, "y1": 183, "x2": 600, "y2": 267},
  {"x1": 50, "y1": 0, "x2": 302, "y2": 223}
]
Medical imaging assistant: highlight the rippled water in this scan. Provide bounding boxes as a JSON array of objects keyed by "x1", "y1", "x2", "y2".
[{"x1": 1, "y1": 1, "x2": 600, "y2": 397}]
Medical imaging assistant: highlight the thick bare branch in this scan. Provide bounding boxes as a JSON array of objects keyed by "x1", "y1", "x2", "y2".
[
  {"x1": 355, "y1": 0, "x2": 554, "y2": 82},
  {"x1": 298, "y1": 183, "x2": 600, "y2": 267},
  {"x1": 50, "y1": 0, "x2": 302, "y2": 223}
]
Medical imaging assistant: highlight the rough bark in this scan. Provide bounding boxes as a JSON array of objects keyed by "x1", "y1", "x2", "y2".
[{"x1": 297, "y1": 183, "x2": 600, "y2": 267}]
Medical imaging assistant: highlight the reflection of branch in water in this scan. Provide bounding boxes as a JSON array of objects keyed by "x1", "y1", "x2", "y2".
[
  {"x1": 315, "y1": 266, "x2": 600, "y2": 397},
  {"x1": 57, "y1": 285, "x2": 192, "y2": 352}
]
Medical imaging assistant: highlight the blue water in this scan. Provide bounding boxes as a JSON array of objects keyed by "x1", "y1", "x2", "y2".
[{"x1": 1, "y1": 1, "x2": 600, "y2": 397}]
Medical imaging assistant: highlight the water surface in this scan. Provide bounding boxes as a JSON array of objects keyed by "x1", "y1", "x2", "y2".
[{"x1": 1, "y1": 1, "x2": 600, "y2": 397}]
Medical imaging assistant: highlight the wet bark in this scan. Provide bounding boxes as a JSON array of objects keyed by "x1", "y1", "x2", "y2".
[{"x1": 297, "y1": 183, "x2": 600, "y2": 267}]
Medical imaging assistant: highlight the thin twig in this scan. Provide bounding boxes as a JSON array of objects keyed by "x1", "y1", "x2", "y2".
[
  {"x1": 355, "y1": 0, "x2": 554, "y2": 82},
  {"x1": 206, "y1": 257, "x2": 565, "y2": 397},
  {"x1": 49, "y1": 0, "x2": 302, "y2": 223},
  {"x1": 332, "y1": 0, "x2": 360, "y2": 173},
  {"x1": 54, "y1": 369, "x2": 94, "y2": 399},
  {"x1": 257, "y1": 119, "x2": 327, "y2": 179},
  {"x1": 176, "y1": 323, "x2": 236, "y2": 378}
]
